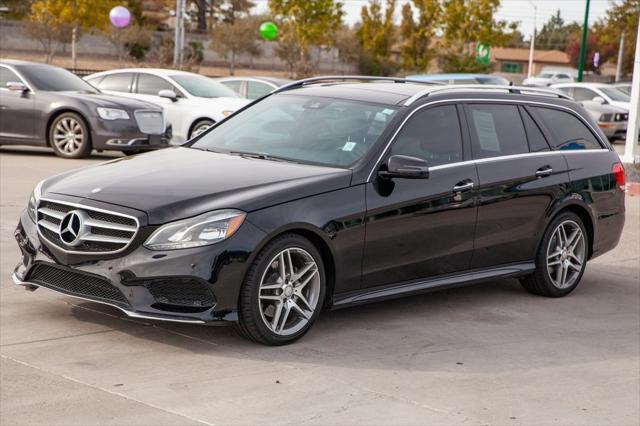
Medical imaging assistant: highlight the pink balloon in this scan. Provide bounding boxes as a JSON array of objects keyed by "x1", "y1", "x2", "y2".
[{"x1": 109, "y1": 6, "x2": 131, "y2": 28}]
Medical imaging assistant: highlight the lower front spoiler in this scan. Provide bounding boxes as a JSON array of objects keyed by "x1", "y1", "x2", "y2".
[{"x1": 11, "y1": 271, "x2": 211, "y2": 325}]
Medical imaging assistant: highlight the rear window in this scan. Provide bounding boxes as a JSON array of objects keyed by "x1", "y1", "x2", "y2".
[
  {"x1": 531, "y1": 107, "x2": 602, "y2": 150},
  {"x1": 466, "y1": 104, "x2": 529, "y2": 159}
]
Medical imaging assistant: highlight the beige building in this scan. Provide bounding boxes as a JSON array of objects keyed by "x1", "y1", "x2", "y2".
[{"x1": 490, "y1": 47, "x2": 572, "y2": 76}]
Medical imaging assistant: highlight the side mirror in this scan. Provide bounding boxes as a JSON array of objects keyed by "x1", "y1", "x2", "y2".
[
  {"x1": 378, "y1": 155, "x2": 429, "y2": 179},
  {"x1": 158, "y1": 89, "x2": 178, "y2": 102},
  {"x1": 6, "y1": 81, "x2": 27, "y2": 93},
  {"x1": 592, "y1": 96, "x2": 606, "y2": 104}
]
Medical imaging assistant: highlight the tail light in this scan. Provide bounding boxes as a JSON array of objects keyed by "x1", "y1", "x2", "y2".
[{"x1": 612, "y1": 162, "x2": 625, "y2": 189}]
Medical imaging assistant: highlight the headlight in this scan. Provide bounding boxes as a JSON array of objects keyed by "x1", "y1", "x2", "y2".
[
  {"x1": 97, "y1": 107, "x2": 130, "y2": 120},
  {"x1": 27, "y1": 180, "x2": 44, "y2": 223},
  {"x1": 222, "y1": 110, "x2": 234, "y2": 117},
  {"x1": 144, "y1": 210, "x2": 246, "y2": 250}
]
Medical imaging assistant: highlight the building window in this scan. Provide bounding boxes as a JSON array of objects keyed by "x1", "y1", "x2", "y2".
[{"x1": 501, "y1": 62, "x2": 523, "y2": 73}]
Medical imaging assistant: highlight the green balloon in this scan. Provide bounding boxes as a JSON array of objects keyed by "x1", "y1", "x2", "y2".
[{"x1": 259, "y1": 21, "x2": 278, "y2": 41}]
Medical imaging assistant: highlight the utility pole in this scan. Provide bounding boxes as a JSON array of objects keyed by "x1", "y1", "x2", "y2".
[
  {"x1": 577, "y1": 0, "x2": 591, "y2": 82},
  {"x1": 621, "y1": 13, "x2": 640, "y2": 165},
  {"x1": 615, "y1": 32, "x2": 625, "y2": 82},
  {"x1": 527, "y1": 0, "x2": 537, "y2": 79},
  {"x1": 173, "y1": 0, "x2": 185, "y2": 67}
]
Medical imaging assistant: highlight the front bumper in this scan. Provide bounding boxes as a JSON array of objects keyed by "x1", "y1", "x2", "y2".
[
  {"x1": 13, "y1": 204, "x2": 267, "y2": 325},
  {"x1": 597, "y1": 121, "x2": 627, "y2": 139},
  {"x1": 90, "y1": 116, "x2": 172, "y2": 152}
]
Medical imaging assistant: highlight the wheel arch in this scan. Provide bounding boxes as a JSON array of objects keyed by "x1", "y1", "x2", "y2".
[
  {"x1": 543, "y1": 198, "x2": 596, "y2": 259},
  {"x1": 45, "y1": 108, "x2": 92, "y2": 147},
  {"x1": 247, "y1": 223, "x2": 337, "y2": 310}
]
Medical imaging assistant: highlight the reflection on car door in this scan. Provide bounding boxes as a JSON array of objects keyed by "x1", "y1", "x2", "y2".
[
  {"x1": 0, "y1": 66, "x2": 36, "y2": 142},
  {"x1": 362, "y1": 104, "x2": 479, "y2": 288},
  {"x1": 464, "y1": 103, "x2": 570, "y2": 268}
]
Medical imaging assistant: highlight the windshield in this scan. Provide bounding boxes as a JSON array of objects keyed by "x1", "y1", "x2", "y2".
[
  {"x1": 191, "y1": 94, "x2": 399, "y2": 167},
  {"x1": 616, "y1": 85, "x2": 631, "y2": 95},
  {"x1": 171, "y1": 74, "x2": 238, "y2": 98},
  {"x1": 539, "y1": 73, "x2": 554, "y2": 78},
  {"x1": 18, "y1": 65, "x2": 98, "y2": 92},
  {"x1": 600, "y1": 87, "x2": 630, "y2": 102}
]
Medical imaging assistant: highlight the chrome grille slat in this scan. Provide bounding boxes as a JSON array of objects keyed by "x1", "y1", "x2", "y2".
[{"x1": 36, "y1": 198, "x2": 139, "y2": 254}]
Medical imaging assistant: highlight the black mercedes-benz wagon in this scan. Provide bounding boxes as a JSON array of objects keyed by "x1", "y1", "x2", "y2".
[{"x1": 13, "y1": 77, "x2": 625, "y2": 345}]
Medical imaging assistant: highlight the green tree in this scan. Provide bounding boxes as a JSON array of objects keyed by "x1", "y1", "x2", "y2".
[
  {"x1": 357, "y1": 0, "x2": 397, "y2": 76},
  {"x1": 211, "y1": 15, "x2": 262, "y2": 75},
  {"x1": 596, "y1": 0, "x2": 639, "y2": 75},
  {"x1": 399, "y1": 0, "x2": 441, "y2": 72},
  {"x1": 269, "y1": 0, "x2": 345, "y2": 77},
  {"x1": 440, "y1": 0, "x2": 515, "y2": 73},
  {"x1": 536, "y1": 10, "x2": 580, "y2": 51}
]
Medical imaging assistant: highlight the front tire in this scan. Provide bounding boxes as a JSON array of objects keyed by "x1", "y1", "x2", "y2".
[
  {"x1": 189, "y1": 119, "x2": 214, "y2": 139},
  {"x1": 49, "y1": 112, "x2": 92, "y2": 158},
  {"x1": 237, "y1": 234, "x2": 325, "y2": 345},
  {"x1": 520, "y1": 212, "x2": 588, "y2": 297}
]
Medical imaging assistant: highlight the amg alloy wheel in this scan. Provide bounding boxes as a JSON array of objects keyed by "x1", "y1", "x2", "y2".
[
  {"x1": 50, "y1": 113, "x2": 92, "y2": 158},
  {"x1": 521, "y1": 212, "x2": 588, "y2": 297},
  {"x1": 237, "y1": 234, "x2": 325, "y2": 345}
]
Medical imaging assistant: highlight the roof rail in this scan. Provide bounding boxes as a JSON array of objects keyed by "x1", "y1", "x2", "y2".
[
  {"x1": 272, "y1": 75, "x2": 444, "y2": 94},
  {"x1": 404, "y1": 84, "x2": 572, "y2": 105}
]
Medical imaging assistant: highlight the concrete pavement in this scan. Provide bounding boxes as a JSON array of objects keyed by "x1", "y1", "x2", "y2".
[{"x1": 1, "y1": 146, "x2": 639, "y2": 426}]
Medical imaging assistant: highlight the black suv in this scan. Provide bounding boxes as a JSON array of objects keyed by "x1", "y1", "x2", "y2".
[{"x1": 13, "y1": 77, "x2": 626, "y2": 345}]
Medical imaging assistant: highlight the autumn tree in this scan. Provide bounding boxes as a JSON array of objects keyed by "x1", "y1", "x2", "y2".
[
  {"x1": 211, "y1": 15, "x2": 262, "y2": 75},
  {"x1": 269, "y1": 0, "x2": 344, "y2": 77},
  {"x1": 399, "y1": 0, "x2": 441, "y2": 72},
  {"x1": 440, "y1": 0, "x2": 516, "y2": 73},
  {"x1": 357, "y1": 0, "x2": 397, "y2": 75},
  {"x1": 596, "y1": 0, "x2": 639, "y2": 75},
  {"x1": 565, "y1": 29, "x2": 616, "y2": 74},
  {"x1": 24, "y1": 0, "x2": 72, "y2": 63}
]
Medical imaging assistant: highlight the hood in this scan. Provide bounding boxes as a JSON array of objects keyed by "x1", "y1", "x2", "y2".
[
  {"x1": 607, "y1": 100, "x2": 629, "y2": 111},
  {"x1": 43, "y1": 147, "x2": 352, "y2": 224},
  {"x1": 581, "y1": 100, "x2": 628, "y2": 115},
  {"x1": 56, "y1": 91, "x2": 161, "y2": 110}
]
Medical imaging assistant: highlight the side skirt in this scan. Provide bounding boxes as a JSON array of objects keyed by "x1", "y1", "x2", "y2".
[{"x1": 331, "y1": 261, "x2": 535, "y2": 309}]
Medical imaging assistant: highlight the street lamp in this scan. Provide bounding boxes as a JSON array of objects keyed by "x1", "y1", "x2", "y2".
[{"x1": 527, "y1": 0, "x2": 537, "y2": 79}]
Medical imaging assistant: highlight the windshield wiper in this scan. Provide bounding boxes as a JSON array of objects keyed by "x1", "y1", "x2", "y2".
[{"x1": 229, "y1": 151, "x2": 300, "y2": 164}]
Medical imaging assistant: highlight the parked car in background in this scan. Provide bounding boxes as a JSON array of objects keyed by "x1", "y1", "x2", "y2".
[
  {"x1": 552, "y1": 83, "x2": 629, "y2": 140},
  {"x1": 523, "y1": 71, "x2": 573, "y2": 87},
  {"x1": 13, "y1": 77, "x2": 625, "y2": 345},
  {"x1": 216, "y1": 76, "x2": 293, "y2": 100},
  {"x1": 0, "y1": 60, "x2": 169, "y2": 158},
  {"x1": 85, "y1": 69, "x2": 250, "y2": 143},
  {"x1": 551, "y1": 82, "x2": 630, "y2": 110},
  {"x1": 406, "y1": 73, "x2": 511, "y2": 85},
  {"x1": 614, "y1": 82, "x2": 631, "y2": 96}
]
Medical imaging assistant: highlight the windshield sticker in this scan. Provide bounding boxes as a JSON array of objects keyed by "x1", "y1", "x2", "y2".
[{"x1": 342, "y1": 141, "x2": 357, "y2": 152}]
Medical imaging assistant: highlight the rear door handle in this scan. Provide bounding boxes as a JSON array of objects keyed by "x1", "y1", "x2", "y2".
[
  {"x1": 535, "y1": 166, "x2": 553, "y2": 178},
  {"x1": 453, "y1": 180, "x2": 475, "y2": 192}
]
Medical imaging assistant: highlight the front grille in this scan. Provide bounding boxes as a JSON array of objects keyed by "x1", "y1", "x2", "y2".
[
  {"x1": 27, "y1": 263, "x2": 130, "y2": 307},
  {"x1": 134, "y1": 110, "x2": 164, "y2": 135},
  {"x1": 146, "y1": 278, "x2": 215, "y2": 312},
  {"x1": 37, "y1": 199, "x2": 138, "y2": 254}
]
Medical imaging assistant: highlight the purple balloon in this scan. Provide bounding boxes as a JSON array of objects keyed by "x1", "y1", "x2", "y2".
[{"x1": 109, "y1": 6, "x2": 131, "y2": 28}]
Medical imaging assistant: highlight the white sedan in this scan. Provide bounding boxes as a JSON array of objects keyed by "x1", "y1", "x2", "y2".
[{"x1": 85, "y1": 69, "x2": 250, "y2": 143}]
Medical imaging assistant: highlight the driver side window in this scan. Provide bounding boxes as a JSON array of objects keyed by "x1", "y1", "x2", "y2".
[{"x1": 391, "y1": 105, "x2": 463, "y2": 167}]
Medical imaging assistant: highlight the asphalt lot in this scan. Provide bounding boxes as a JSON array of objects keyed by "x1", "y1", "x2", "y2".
[{"x1": 1, "y1": 146, "x2": 639, "y2": 426}]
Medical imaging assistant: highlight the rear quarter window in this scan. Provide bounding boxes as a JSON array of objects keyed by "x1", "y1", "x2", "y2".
[{"x1": 531, "y1": 107, "x2": 602, "y2": 150}]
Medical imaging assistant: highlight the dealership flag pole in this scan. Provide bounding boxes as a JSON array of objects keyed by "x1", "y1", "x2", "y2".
[
  {"x1": 621, "y1": 13, "x2": 640, "y2": 165},
  {"x1": 527, "y1": 0, "x2": 537, "y2": 79},
  {"x1": 577, "y1": 0, "x2": 591, "y2": 82}
]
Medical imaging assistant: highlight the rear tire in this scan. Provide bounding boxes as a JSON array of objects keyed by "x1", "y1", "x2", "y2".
[
  {"x1": 236, "y1": 234, "x2": 325, "y2": 345},
  {"x1": 49, "y1": 112, "x2": 92, "y2": 159},
  {"x1": 520, "y1": 212, "x2": 589, "y2": 297}
]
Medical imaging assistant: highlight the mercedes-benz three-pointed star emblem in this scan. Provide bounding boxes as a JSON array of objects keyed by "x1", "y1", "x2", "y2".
[{"x1": 59, "y1": 210, "x2": 84, "y2": 246}]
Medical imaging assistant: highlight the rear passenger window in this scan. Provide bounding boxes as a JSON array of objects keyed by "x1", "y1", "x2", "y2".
[
  {"x1": 532, "y1": 107, "x2": 601, "y2": 150},
  {"x1": 466, "y1": 104, "x2": 528, "y2": 159},
  {"x1": 520, "y1": 107, "x2": 550, "y2": 152},
  {"x1": 97, "y1": 73, "x2": 133, "y2": 92},
  {"x1": 391, "y1": 105, "x2": 463, "y2": 166}
]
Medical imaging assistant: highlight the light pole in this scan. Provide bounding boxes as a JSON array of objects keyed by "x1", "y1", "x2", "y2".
[
  {"x1": 577, "y1": 0, "x2": 591, "y2": 82},
  {"x1": 173, "y1": 0, "x2": 185, "y2": 67},
  {"x1": 527, "y1": 0, "x2": 537, "y2": 79}
]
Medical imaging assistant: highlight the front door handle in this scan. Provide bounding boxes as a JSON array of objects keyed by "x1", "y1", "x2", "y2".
[
  {"x1": 453, "y1": 180, "x2": 475, "y2": 192},
  {"x1": 535, "y1": 166, "x2": 553, "y2": 178}
]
